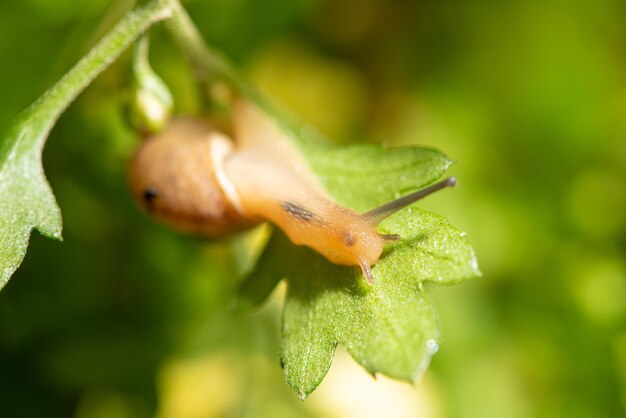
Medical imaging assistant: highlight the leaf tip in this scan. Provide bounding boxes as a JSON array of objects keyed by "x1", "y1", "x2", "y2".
[
  {"x1": 36, "y1": 222, "x2": 63, "y2": 242},
  {"x1": 297, "y1": 390, "x2": 308, "y2": 401},
  {"x1": 285, "y1": 375, "x2": 315, "y2": 401}
]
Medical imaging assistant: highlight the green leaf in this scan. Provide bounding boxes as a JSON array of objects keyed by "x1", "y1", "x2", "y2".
[
  {"x1": 0, "y1": 0, "x2": 174, "y2": 289},
  {"x1": 304, "y1": 143, "x2": 454, "y2": 211},
  {"x1": 239, "y1": 145, "x2": 480, "y2": 398},
  {"x1": 0, "y1": 111, "x2": 63, "y2": 289}
]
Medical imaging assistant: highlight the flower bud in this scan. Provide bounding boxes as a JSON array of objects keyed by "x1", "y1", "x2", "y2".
[{"x1": 129, "y1": 36, "x2": 173, "y2": 133}]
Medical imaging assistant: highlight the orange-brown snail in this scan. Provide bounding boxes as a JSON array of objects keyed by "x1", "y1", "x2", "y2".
[{"x1": 130, "y1": 101, "x2": 455, "y2": 284}]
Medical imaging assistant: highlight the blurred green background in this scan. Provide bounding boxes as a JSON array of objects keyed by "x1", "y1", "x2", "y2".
[{"x1": 1, "y1": 0, "x2": 625, "y2": 417}]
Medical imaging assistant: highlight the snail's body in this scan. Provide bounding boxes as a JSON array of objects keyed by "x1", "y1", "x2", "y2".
[{"x1": 130, "y1": 102, "x2": 454, "y2": 284}]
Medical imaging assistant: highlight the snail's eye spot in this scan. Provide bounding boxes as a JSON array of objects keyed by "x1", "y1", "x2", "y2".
[
  {"x1": 143, "y1": 187, "x2": 159, "y2": 207},
  {"x1": 343, "y1": 231, "x2": 355, "y2": 247}
]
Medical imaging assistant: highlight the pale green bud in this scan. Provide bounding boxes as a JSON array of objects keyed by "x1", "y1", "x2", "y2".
[{"x1": 130, "y1": 35, "x2": 173, "y2": 133}]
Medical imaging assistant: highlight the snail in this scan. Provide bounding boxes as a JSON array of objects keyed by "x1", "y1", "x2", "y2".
[{"x1": 129, "y1": 101, "x2": 456, "y2": 284}]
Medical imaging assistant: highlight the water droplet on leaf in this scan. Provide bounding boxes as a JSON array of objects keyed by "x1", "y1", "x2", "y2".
[{"x1": 426, "y1": 339, "x2": 439, "y2": 355}]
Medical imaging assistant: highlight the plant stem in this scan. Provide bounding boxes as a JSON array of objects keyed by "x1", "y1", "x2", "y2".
[
  {"x1": 133, "y1": 34, "x2": 151, "y2": 74},
  {"x1": 162, "y1": 1, "x2": 318, "y2": 150},
  {"x1": 162, "y1": 2, "x2": 231, "y2": 83},
  {"x1": 163, "y1": 1, "x2": 268, "y2": 107},
  {"x1": 32, "y1": 0, "x2": 174, "y2": 125}
]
